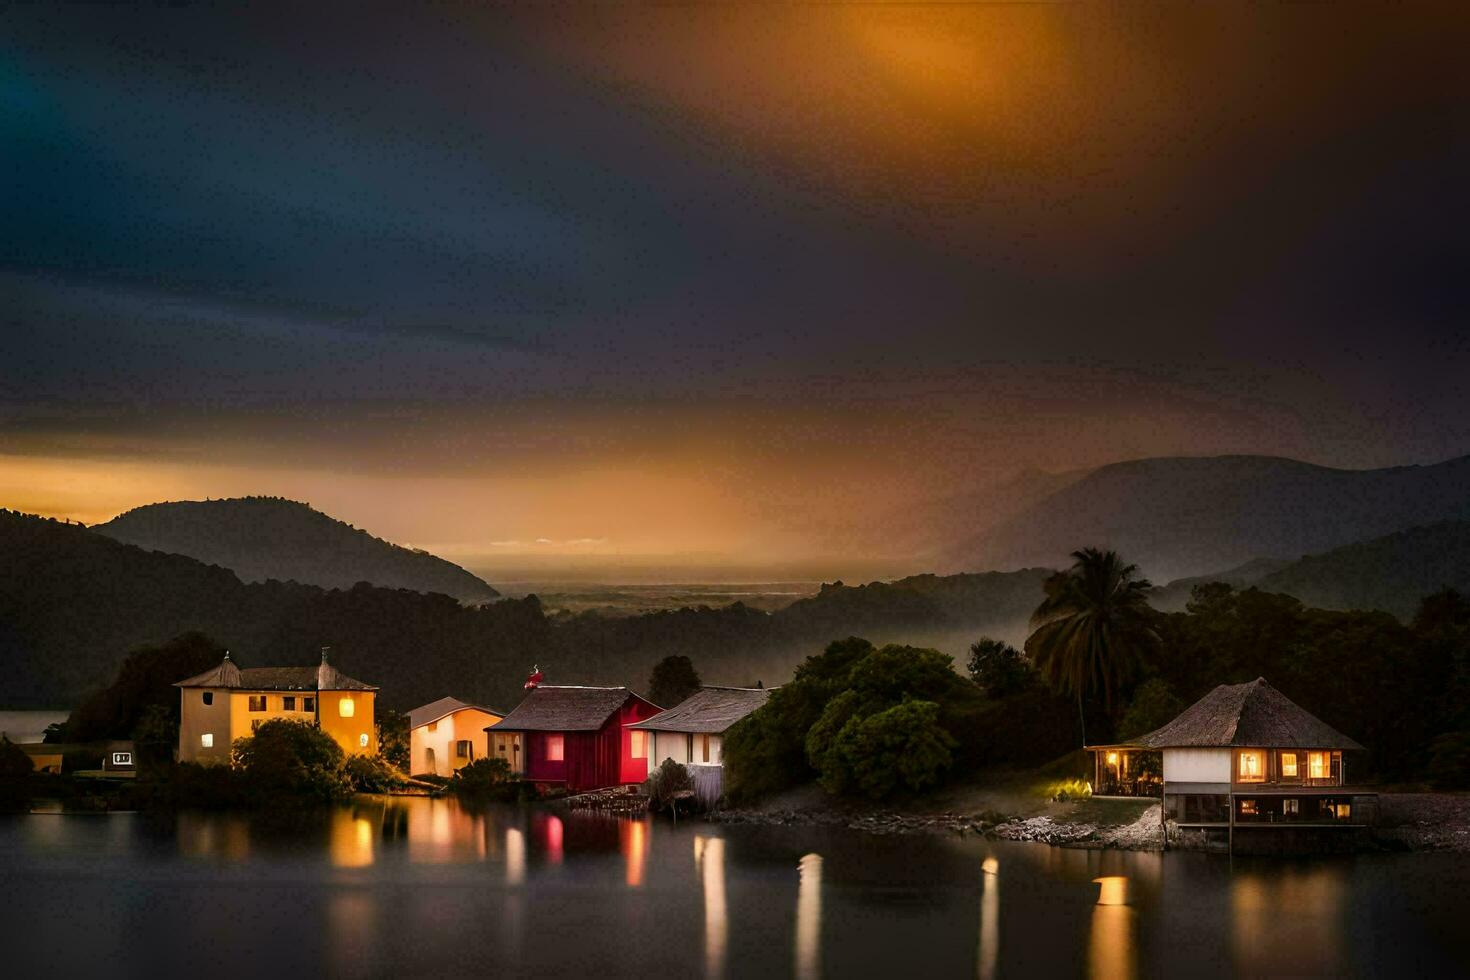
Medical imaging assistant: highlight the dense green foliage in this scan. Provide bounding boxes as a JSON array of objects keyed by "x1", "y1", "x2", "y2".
[
  {"x1": 966, "y1": 638, "x2": 1036, "y2": 697},
  {"x1": 231, "y1": 720, "x2": 354, "y2": 805},
  {"x1": 343, "y1": 753, "x2": 405, "y2": 793},
  {"x1": 61, "y1": 632, "x2": 223, "y2": 744},
  {"x1": 1117, "y1": 678, "x2": 1183, "y2": 741},
  {"x1": 376, "y1": 709, "x2": 410, "y2": 771},
  {"x1": 809, "y1": 699, "x2": 956, "y2": 798},
  {"x1": 648, "y1": 655, "x2": 702, "y2": 708},
  {"x1": 448, "y1": 757, "x2": 524, "y2": 802}
]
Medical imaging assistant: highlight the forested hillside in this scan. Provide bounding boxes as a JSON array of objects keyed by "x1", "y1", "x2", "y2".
[{"x1": 94, "y1": 497, "x2": 498, "y2": 601}]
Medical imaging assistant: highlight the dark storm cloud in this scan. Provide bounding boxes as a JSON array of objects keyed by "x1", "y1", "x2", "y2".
[{"x1": 1, "y1": 3, "x2": 1467, "y2": 551}]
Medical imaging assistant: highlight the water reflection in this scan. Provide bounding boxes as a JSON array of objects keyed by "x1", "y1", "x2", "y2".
[
  {"x1": 1089, "y1": 877, "x2": 1135, "y2": 980},
  {"x1": 327, "y1": 890, "x2": 378, "y2": 968},
  {"x1": 623, "y1": 818, "x2": 648, "y2": 888},
  {"x1": 506, "y1": 826, "x2": 526, "y2": 886},
  {"x1": 978, "y1": 856, "x2": 999, "y2": 980},
  {"x1": 796, "y1": 852, "x2": 823, "y2": 980},
  {"x1": 1231, "y1": 865, "x2": 1345, "y2": 977},
  {"x1": 695, "y1": 836, "x2": 727, "y2": 979},
  {"x1": 330, "y1": 809, "x2": 375, "y2": 868}
]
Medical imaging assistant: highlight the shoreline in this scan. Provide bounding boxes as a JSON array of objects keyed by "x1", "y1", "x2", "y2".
[{"x1": 710, "y1": 789, "x2": 1470, "y2": 854}]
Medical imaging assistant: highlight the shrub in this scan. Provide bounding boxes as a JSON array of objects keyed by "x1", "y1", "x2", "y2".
[
  {"x1": 232, "y1": 719, "x2": 353, "y2": 806},
  {"x1": 345, "y1": 753, "x2": 405, "y2": 793},
  {"x1": 1425, "y1": 731, "x2": 1470, "y2": 790},
  {"x1": 646, "y1": 757, "x2": 694, "y2": 812},
  {"x1": 449, "y1": 757, "x2": 523, "y2": 802},
  {"x1": 376, "y1": 709, "x2": 410, "y2": 771},
  {"x1": 816, "y1": 699, "x2": 956, "y2": 800}
]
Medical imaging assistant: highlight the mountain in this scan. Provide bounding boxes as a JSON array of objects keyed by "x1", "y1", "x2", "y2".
[
  {"x1": 945, "y1": 453, "x2": 1470, "y2": 583},
  {"x1": 93, "y1": 497, "x2": 498, "y2": 602},
  {"x1": 1151, "y1": 557, "x2": 1293, "y2": 612},
  {"x1": 1253, "y1": 521, "x2": 1470, "y2": 620},
  {"x1": 0, "y1": 510, "x2": 1045, "y2": 712}
]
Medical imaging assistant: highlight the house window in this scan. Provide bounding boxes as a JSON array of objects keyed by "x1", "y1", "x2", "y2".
[
  {"x1": 201, "y1": 733, "x2": 214, "y2": 748},
  {"x1": 248, "y1": 695, "x2": 267, "y2": 712},
  {"x1": 112, "y1": 752, "x2": 132, "y2": 766},
  {"x1": 1283, "y1": 799, "x2": 1299, "y2": 814},
  {"x1": 1308, "y1": 752, "x2": 1329, "y2": 779},
  {"x1": 546, "y1": 735, "x2": 564, "y2": 762},
  {"x1": 1280, "y1": 752, "x2": 1298, "y2": 777},
  {"x1": 202, "y1": 691, "x2": 214, "y2": 706},
  {"x1": 359, "y1": 733, "x2": 370, "y2": 748},
  {"x1": 1239, "y1": 799, "x2": 1258, "y2": 816},
  {"x1": 283, "y1": 696, "x2": 296, "y2": 711},
  {"x1": 427, "y1": 721, "x2": 438, "y2": 733},
  {"x1": 1237, "y1": 750, "x2": 1264, "y2": 781},
  {"x1": 456, "y1": 739, "x2": 472, "y2": 759},
  {"x1": 339, "y1": 698, "x2": 355, "y2": 718},
  {"x1": 630, "y1": 731, "x2": 647, "y2": 759},
  {"x1": 304, "y1": 697, "x2": 315, "y2": 712},
  {"x1": 701, "y1": 734, "x2": 711, "y2": 763}
]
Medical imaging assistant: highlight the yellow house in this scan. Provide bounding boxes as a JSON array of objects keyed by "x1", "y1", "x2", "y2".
[
  {"x1": 174, "y1": 650, "x2": 378, "y2": 764},
  {"x1": 407, "y1": 696, "x2": 503, "y2": 776}
]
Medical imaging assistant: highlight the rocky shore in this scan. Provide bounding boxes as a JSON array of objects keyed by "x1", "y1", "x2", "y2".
[{"x1": 713, "y1": 801, "x2": 1165, "y2": 850}]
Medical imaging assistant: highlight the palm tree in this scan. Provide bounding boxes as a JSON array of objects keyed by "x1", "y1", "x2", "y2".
[{"x1": 1025, "y1": 548, "x2": 1159, "y2": 746}]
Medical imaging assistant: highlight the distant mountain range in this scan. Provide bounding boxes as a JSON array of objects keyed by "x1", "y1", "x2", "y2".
[
  {"x1": 94, "y1": 497, "x2": 498, "y2": 602},
  {"x1": 0, "y1": 510, "x2": 1049, "y2": 710},
  {"x1": 944, "y1": 453, "x2": 1470, "y2": 582}
]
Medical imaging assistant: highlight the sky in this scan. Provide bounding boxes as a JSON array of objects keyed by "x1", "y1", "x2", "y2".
[{"x1": 2, "y1": 3, "x2": 1466, "y2": 571}]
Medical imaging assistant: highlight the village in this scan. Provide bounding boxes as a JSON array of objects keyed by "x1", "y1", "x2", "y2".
[{"x1": 8, "y1": 639, "x2": 1428, "y2": 859}]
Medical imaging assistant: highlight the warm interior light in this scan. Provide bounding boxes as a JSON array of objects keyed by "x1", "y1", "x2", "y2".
[
  {"x1": 339, "y1": 697, "x2": 355, "y2": 718},
  {"x1": 1106, "y1": 752, "x2": 1119, "y2": 765},
  {"x1": 1281, "y1": 753, "x2": 1298, "y2": 777},
  {"x1": 547, "y1": 735, "x2": 565, "y2": 761},
  {"x1": 201, "y1": 733, "x2": 214, "y2": 748}
]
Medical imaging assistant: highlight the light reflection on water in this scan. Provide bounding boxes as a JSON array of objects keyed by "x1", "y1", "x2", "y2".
[{"x1": 5, "y1": 797, "x2": 1466, "y2": 979}]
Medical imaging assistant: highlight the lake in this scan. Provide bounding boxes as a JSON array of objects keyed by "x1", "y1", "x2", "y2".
[{"x1": 2, "y1": 797, "x2": 1465, "y2": 978}]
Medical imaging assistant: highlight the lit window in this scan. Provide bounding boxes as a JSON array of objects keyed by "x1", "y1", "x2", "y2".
[
  {"x1": 1237, "y1": 751, "x2": 1264, "y2": 780},
  {"x1": 630, "y1": 731, "x2": 647, "y2": 759},
  {"x1": 1308, "y1": 752, "x2": 1328, "y2": 779},
  {"x1": 1280, "y1": 753, "x2": 1298, "y2": 777},
  {"x1": 359, "y1": 733, "x2": 370, "y2": 748},
  {"x1": 427, "y1": 721, "x2": 438, "y2": 733},
  {"x1": 202, "y1": 691, "x2": 213, "y2": 706},
  {"x1": 248, "y1": 695, "x2": 267, "y2": 712},
  {"x1": 201, "y1": 733, "x2": 214, "y2": 748},
  {"x1": 456, "y1": 739, "x2": 471, "y2": 759},
  {"x1": 112, "y1": 752, "x2": 132, "y2": 766},
  {"x1": 546, "y1": 735, "x2": 564, "y2": 761},
  {"x1": 283, "y1": 696, "x2": 296, "y2": 711},
  {"x1": 1334, "y1": 803, "x2": 1351, "y2": 820},
  {"x1": 1283, "y1": 799, "x2": 1299, "y2": 814},
  {"x1": 339, "y1": 698, "x2": 355, "y2": 718},
  {"x1": 1239, "y1": 799, "x2": 1258, "y2": 816}
]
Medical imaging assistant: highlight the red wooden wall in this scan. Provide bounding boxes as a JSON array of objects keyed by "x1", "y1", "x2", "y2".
[{"x1": 519, "y1": 693, "x2": 661, "y2": 791}]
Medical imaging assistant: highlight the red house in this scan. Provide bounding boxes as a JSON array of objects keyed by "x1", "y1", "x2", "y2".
[{"x1": 487, "y1": 685, "x2": 662, "y2": 792}]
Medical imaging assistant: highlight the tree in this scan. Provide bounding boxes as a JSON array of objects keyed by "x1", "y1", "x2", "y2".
[
  {"x1": 646, "y1": 757, "x2": 694, "y2": 812},
  {"x1": 812, "y1": 700, "x2": 956, "y2": 800},
  {"x1": 376, "y1": 709, "x2": 410, "y2": 770},
  {"x1": 1026, "y1": 548, "x2": 1159, "y2": 746},
  {"x1": 967, "y1": 638, "x2": 1036, "y2": 698},
  {"x1": 648, "y1": 655, "x2": 702, "y2": 708},
  {"x1": 231, "y1": 719, "x2": 352, "y2": 805},
  {"x1": 65, "y1": 632, "x2": 224, "y2": 742},
  {"x1": 1117, "y1": 678, "x2": 1183, "y2": 740}
]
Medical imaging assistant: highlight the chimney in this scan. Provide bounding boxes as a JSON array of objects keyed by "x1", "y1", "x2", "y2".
[{"x1": 321, "y1": 646, "x2": 331, "y2": 665}]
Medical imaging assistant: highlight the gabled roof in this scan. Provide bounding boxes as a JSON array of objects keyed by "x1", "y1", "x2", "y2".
[
  {"x1": 490, "y1": 685, "x2": 653, "y2": 733},
  {"x1": 1137, "y1": 677, "x2": 1364, "y2": 751},
  {"x1": 408, "y1": 696, "x2": 503, "y2": 730},
  {"x1": 174, "y1": 655, "x2": 377, "y2": 692},
  {"x1": 628, "y1": 686, "x2": 771, "y2": 734}
]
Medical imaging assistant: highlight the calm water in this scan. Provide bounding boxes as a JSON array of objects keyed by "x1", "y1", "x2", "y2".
[{"x1": 1, "y1": 798, "x2": 1465, "y2": 979}]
